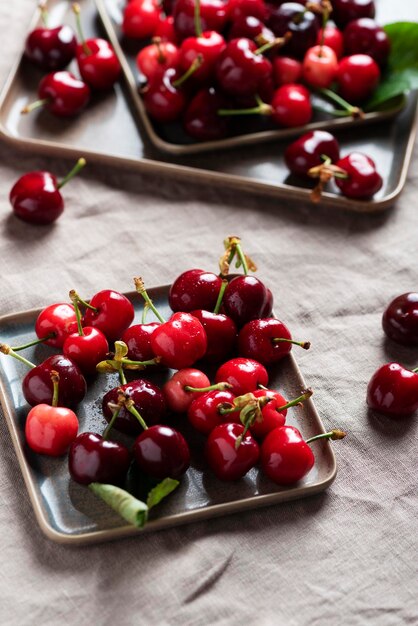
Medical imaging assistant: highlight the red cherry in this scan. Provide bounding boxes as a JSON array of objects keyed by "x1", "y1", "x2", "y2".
[
  {"x1": 215, "y1": 38, "x2": 272, "y2": 97},
  {"x1": 142, "y1": 67, "x2": 188, "y2": 123},
  {"x1": 215, "y1": 357, "x2": 268, "y2": 395},
  {"x1": 68, "y1": 432, "x2": 130, "y2": 485},
  {"x1": 316, "y1": 22, "x2": 344, "y2": 58},
  {"x1": 183, "y1": 87, "x2": 230, "y2": 141},
  {"x1": 205, "y1": 422, "x2": 259, "y2": 480},
  {"x1": 223, "y1": 275, "x2": 272, "y2": 327},
  {"x1": 267, "y1": 2, "x2": 320, "y2": 59},
  {"x1": 261, "y1": 425, "x2": 314, "y2": 484},
  {"x1": 228, "y1": 15, "x2": 274, "y2": 43},
  {"x1": 25, "y1": 403, "x2": 78, "y2": 456},
  {"x1": 122, "y1": 0, "x2": 162, "y2": 39},
  {"x1": 63, "y1": 327, "x2": 109, "y2": 376},
  {"x1": 227, "y1": 0, "x2": 268, "y2": 22},
  {"x1": 332, "y1": 0, "x2": 375, "y2": 29},
  {"x1": 335, "y1": 152, "x2": 382, "y2": 199},
  {"x1": 366, "y1": 363, "x2": 418, "y2": 419},
  {"x1": 22, "y1": 71, "x2": 90, "y2": 117},
  {"x1": 83, "y1": 290, "x2": 135, "y2": 342},
  {"x1": 133, "y1": 425, "x2": 190, "y2": 479},
  {"x1": 343, "y1": 18, "x2": 390, "y2": 67},
  {"x1": 190, "y1": 309, "x2": 237, "y2": 363},
  {"x1": 163, "y1": 368, "x2": 211, "y2": 413},
  {"x1": 187, "y1": 389, "x2": 238, "y2": 434},
  {"x1": 136, "y1": 39, "x2": 180, "y2": 80},
  {"x1": 273, "y1": 56, "x2": 303, "y2": 86},
  {"x1": 180, "y1": 31, "x2": 226, "y2": 82},
  {"x1": 121, "y1": 322, "x2": 160, "y2": 361},
  {"x1": 25, "y1": 25, "x2": 77, "y2": 71},
  {"x1": 173, "y1": 0, "x2": 227, "y2": 40},
  {"x1": 22, "y1": 354, "x2": 87, "y2": 408},
  {"x1": 154, "y1": 16, "x2": 178, "y2": 43},
  {"x1": 102, "y1": 379, "x2": 166, "y2": 435},
  {"x1": 336, "y1": 54, "x2": 380, "y2": 103},
  {"x1": 238, "y1": 318, "x2": 310, "y2": 365},
  {"x1": 169, "y1": 269, "x2": 223, "y2": 312},
  {"x1": 270, "y1": 84, "x2": 312, "y2": 127},
  {"x1": 151, "y1": 312, "x2": 207, "y2": 369},
  {"x1": 35, "y1": 303, "x2": 78, "y2": 347},
  {"x1": 284, "y1": 130, "x2": 340, "y2": 177},
  {"x1": 75, "y1": 39, "x2": 121, "y2": 90},
  {"x1": 302, "y1": 44, "x2": 338, "y2": 89},
  {"x1": 382, "y1": 293, "x2": 418, "y2": 346},
  {"x1": 250, "y1": 389, "x2": 287, "y2": 439}
]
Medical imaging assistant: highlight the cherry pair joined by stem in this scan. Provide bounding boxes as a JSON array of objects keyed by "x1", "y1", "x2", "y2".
[{"x1": 285, "y1": 130, "x2": 340, "y2": 178}]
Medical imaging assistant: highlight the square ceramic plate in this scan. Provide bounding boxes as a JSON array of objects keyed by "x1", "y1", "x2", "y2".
[{"x1": 0, "y1": 285, "x2": 336, "y2": 545}]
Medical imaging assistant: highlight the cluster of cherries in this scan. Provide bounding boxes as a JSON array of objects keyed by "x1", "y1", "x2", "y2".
[
  {"x1": 284, "y1": 128, "x2": 382, "y2": 200},
  {"x1": 1, "y1": 237, "x2": 345, "y2": 524},
  {"x1": 367, "y1": 293, "x2": 418, "y2": 420},
  {"x1": 22, "y1": 2, "x2": 121, "y2": 118},
  {"x1": 121, "y1": 0, "x2": 390, "y2": 140}
]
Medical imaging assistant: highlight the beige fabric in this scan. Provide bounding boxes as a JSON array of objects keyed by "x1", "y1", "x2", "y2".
[{"x1": 0, "y1": 1, "x2": 417, "y2": 624}]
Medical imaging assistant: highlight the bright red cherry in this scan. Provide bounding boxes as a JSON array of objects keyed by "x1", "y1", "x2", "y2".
[
  {"x1": 382, "y1": 293, "x2": 418, "y2": 346},
  {"x1": 75, "y1": 39, "x2": 121, "y2": 90},
  {"x1": 284, "y1": 130, "x2": 340, "y2": 177},
  {"x1": 227, "y1": 0, "x2": 267, "y2": 22},
  {"x1": 9, "y1": 157, "x2": 86, "y2": 225},
  {"x1": 334, "y1": 152, "x2": 382, "y2": 199},
  {"x1": 270, "y1": 84, "x2": 312, "y2": 127},
  {"x1": 250, "y1": 388, "x2": 287, "y2": 439},
  {"x1": 142, "y1": 67, "x2": 188, "y2": 123},
  {"x1": 316, "y1": 22, "x2": 344, "y2": 58},
  {"x1": 187, "y1": 389, "x2": 238, "y2": 434},
  {"x1": 82, "y1": 290, "x2": 135, "y2": 342},
  {"x1": 63, "y1": 327, "x2": 109, "y2": 376},
  {"x1": 183, "y1": 87, "x2": 230, "y2": 141},
  {"x1": 273, "y1": 56, "x2": 303, "y2": 86},
  {"x1": 215, "y1": 38, "x2": 272, "y2": 97},
  {"x1": 302, "y1": 44, "x2": 338, "y2": 89},
  {"x1": 133, "y1": 425, "x2": 190, "y2": 479},
  {"x1": 22, "y1": 354, "x2": 87, "y2": 408},
  {"x1": 68, "y1": 432, "x2": 130, "y2": 485},
  {"x1": 35, "y1": 303, "x2": 78, "y2": 348},
  {"x1": 336, "y1": 54, "x2": 380, "y2": 103},
  {"x1": 205, "y1": 422, "x2": 259, "y2": 480},
  {"x1": 223, "y1": 275, "x2": 272, "y2": 327},
  {"x1": 215, "y1": 357, "x2": 268, "y2": 395},
  {"x1": 190, "y1": 309, "x2": 237, "y2": 363},
  {"x1": 169, "y1": 269, "x2": 223, "y2": 312},
  {"x1": 366, "y1": 363, "x2": 418, "y2": 419},
  {"x1": 173, "y1": 0, "x2": 227, "y2": 40},
  {"x1": 163, "y1": 368, "x2": 211, "y2": 413},
  {"x1": 136, "y1": 39, "x2": 181, "y2": 80},
  {"x1": 151, "y1": 312, "x2": 207, "y2": 369},
  {"x1": 261, "y1": 425, "x2": 314, "y2": 484},
  {"x1": 154, "y1": 16, "x2": 177, "y2": 43},
  {"x1": 343, "y1": 18, "x2": 390, "y2": 67},
  {"x1": 25, "y1": 24, "x2": 77, "y2": 71},
  {"x1": 180, "y1": 30, "x2": 226, "y2": 82},
  {"x1": 122, "y1": 0, "x2": 162, "y2": 39},
  {"x1": 121, "y1": 322, "x2": 160, "y2": 361},
  {"x1": 22, "y1": 71, "x2": 90, "y2": 117},
  {"x1": 102, "y1": 379, "x2": 166, "y2": 435},
  {"x1": 238, "y1": 318, "x2": 310, "y2": 365}
]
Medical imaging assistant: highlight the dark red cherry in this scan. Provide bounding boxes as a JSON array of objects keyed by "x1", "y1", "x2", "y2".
[
  {"x1": 223, "y1": 275, "x2": 272, "y2": 327},
  {"x1": 382, "y1": 293, "x2": 418, "y2": 346},
  {"x1": 343, "y1": 18, "x2": 390, "y2": 67},
  {"x1": 151, "y1": 312, "x2": 207, "y2": 369},
  {"x1": 35, "y1": 303, "x2": 78, "y2": 348},
  {"x1": 215, "y1": 357, "x2": 268, "y2": 395},
  {"x1": 173, "y1": 0, "x2": 227, "y2": 40},
  {"x1": 190, "y1": 309, "x2": 237, "y2": 363},
  {"x1": 75, "y1": 38, "x2": 121, "y2": 90},
  {"x1": 25, "y1": 25, "x2": 77, "y2": 71},
  {"x1": 261, "y1": 425, "x2": 314, "y2": 484},
  {"x1": 24, "y1": 71, "x2": 90, "y2": 117},
  {"x1": 215, "y1": 38, "x2": 272, "y2": 97},
  {"x1": 133, "y1": 425, "x2": 190, "y2": 479},
  {"x1": 63, "y1": 327, "x2": 109, "y2": 376},
  {"x1": 102, "y1": 379, "x2": 166, "y2": 436},
  {"x1": 336, "y1": 54, "x2": 380, "y2": 103},
  {"x1": 83, "y1": 290, "x2": 135, "y2": 343},
  {"x1": 68, "y1": 432, "x2": 130, "y2": 485},
  {"x1": 142, "y1": 67, "x2": 187, "y2": 123},
  {"x1": 169, "y1": 269, "x2": 223, "y2": 312},
  {"x1": 331, "y1": 0, "x2": 375, "y2": 29},
  {"x1": 366, "y1": 363, "x2": 418, "y2": 419},
  {"x1": 335, "y1": 152, "x2": 382, "y2": 199},
  {"x1": 228, "y1": 15, "x2": 274, "y2": 42},
  {"x1": 205, "y1": 422, "x2": 259, "y2": 480},
  {"x1": 267, "y1": 2, "x2": 320, "y2": 59},
  {"x1": 22, "y1": 354, "x2": 87, "y2": 408},
  {"x1": 284, "y1": 130, "x2": 340, "y2": 177},
  {"x1": 227, "y1": 0, "x2": 268, "y2": 22},
  {"x1": 187, "y1": 389, "x2": 238, "y2": 434},
  {"x1": 121, "y1": 322, "x2": 160, "y2": 361},
  {"x1": 183, "y1": 87, "x2": 230, "y2": 141}
]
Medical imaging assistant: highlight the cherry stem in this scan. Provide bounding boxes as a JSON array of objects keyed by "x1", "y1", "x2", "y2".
[
  {"x1": 0, "y1": 343, "x2": 36, "y2": 369},
  {"x1": 69, "y1": 290, "x2": 84, "y2": 336},
  {"x1": 21, "y1": 98, "x2": 49, "y2": 115},
  {"x1": 317, "y1": 88, "x2": 364, "y2": 119},
  {"x1": 125, "y1": 401, "x2": 148, "y2": 431},
  {"x1": 255, "y1": 34, "x2": 290, "y2": 56},
  {"x1": 276, "y1": 388, "x2": 313, "y2": 412},
  {"x1": 412, "y1": 367, "x2": 418, "y2": 373},
  {"x1": 38, "y1": 1, "x2": 49, "y2": 27},
  {"x1": 57, "y1": 158, "x2": 86, "y2": 189},
  {"x1": 306, "y1": 429, "x2": 346, "y2": 444},
  {"x1": 184, "y1": 381, "x2": 232, "y2": 393},
  {"x1": 218, "y1": 99, "x2": 272, "y2": 117},
  {"x1": 172, "y1": 55, "x2": 203, "y2": 88},
  {"x1": 73, "y1": 293, "x2": 98, "y2": 312},
  {"x1": 119, "y1": 368, "x2": 127, "y2": 385},
  {"x1": 313, "y1": 105, "x2": 355, "y2": 118},
  {"x1": 152, "y1": 37, "x2": 166, "y2": 64},
  {"x1": 50, "y1": 370, "x2": 60, "y2": 407},
  {"x1": 72, "y1": 3, "x2": 92, "y2": 56},
  {"x1": 213, "y1": 279, "x2": 228, "y2": 314},
  {"x1": 134, "y1": 277, "x2": 165, "y2": 323},
  {"x1": 121, "y1": 357, "x2": 160, "y2": 368},
  {"x1": 273, "y1": 337, "x2": 311, "y2": 350},
  {"x1": 103, "y1": 405, "x2": 121, "y2": 440},
  {"x1": 11, "y1": 333, "x2": 55, "y2": 351},
  {"x1": 141, "y1": 303, "x2": 150, "y2": 324},
  {"x1": 194, "y1": 0, "x2": 202, "y2": 38},
  {"x1": 218, "y1": 402, "x2": 237, "y2": 416}
]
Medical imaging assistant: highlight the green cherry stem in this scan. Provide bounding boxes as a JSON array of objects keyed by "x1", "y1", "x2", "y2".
[
  {"x1": 272, "y1": 337, "x2": 311, "y2": 350},
  {"x1": 218, "y1": 100, "x2": 272, "y2": 117},
  {"x1": 134, "y1": 277, "x2": 166, "y2": 323},
  {"x1": 39, "y1": 1, "x2": 49, "y2": 27},
  {"x1": 276, "y1": 388, "x2": 313, "y2": 412},
  {"x1": 72, "y1": 2, "x2": 92, "y2": 56},
  {"x1": 255, "y1": 33, "x2": 291, "y2": 56},
  {"x1": 57, "y1": 158, "x2": 86, "y2": 189},
  {"x1": 141, "y1": 303, "x2": 150, "y2": 324},
  {"x1": 412, "y1": 366, "x2": 418, "y2": 373},
  {"x1": 0, "y1": 343, "x2": 36, "y2": 369},
  {"x1": 125, "y1": 399, "x2": 149, "y2": 431},
  {"x1": 184, "y1": 381, "x2": 233, "y2": 393},
  {"x1": 11, "y1": 333, "x2": 55, "y2": 352},
  {"x1": 50, "y1": 370, "x2": 60, "y2": 407},
  {"x1": 69, "y1": 290, "x2": 84, "y2": 336},
  {"x1": 306, "y1": 429, "x2": 346, "y2": 444},
  {"x1": 172, "y1": 55, "x2": 203, "y2": 88},
  {"x1": 213, "y1": 279, "x2": 228, "y2": 314},
  {"x1": 21, "y1": 98, "x2": 49, "y2": 115},
  {"x1": 194, "y1": 0, "x2": 202, "y2": 38},
  {"x1": 217, "y1": 402, "x2": 238, "y2": 416},
  {"x1": 317, "y1": 87, "x2": 364, "y2": 119},
  {"x1": 103, "y1": 404, "x2": 121, "y2": 440}
]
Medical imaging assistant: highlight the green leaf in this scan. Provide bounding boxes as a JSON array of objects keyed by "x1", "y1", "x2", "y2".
[
  {"x1": 364, "y1": 72, "x2": 414, "y2": 111},
  {"x1": 89, "y1": 483, "x2": 148, "y2": 528},
  {"x1": 146, "y1": 478, "x2": 179, "y2": 510}
]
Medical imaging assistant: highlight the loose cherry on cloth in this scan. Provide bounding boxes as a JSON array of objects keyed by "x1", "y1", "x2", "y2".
[
  {"x1": 215, "y1": 357, "x2": 268, "y2": 395},
  {"x1": 25, "y1": 3, "x2": 77, "y2": 71},
  {"x1": 382, "y1": 293, "x2": 418, "y2": 346},
  {"x1": 25, "y1": 370, "x2": 79, "y2": 456},
  {"x1": 205, "y1": 422, "x2": 259, "y2": 481},
  {"x1": 21, "y1": 71, "x2": 91, "y2": 117},
  {"x1": 9, "y1": 158, "x2": 86, "y2": 225},
  {"x1": 238, "y1": 318, "x2": 310, "y2": 365},
  {"x1": 366, "y1": 362, "x2": 418, "y2": 419}
]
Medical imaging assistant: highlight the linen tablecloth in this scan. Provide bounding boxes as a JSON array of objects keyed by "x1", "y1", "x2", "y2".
[{"x1": 0, "y1": 1, "x2": 417, "y2": 624}]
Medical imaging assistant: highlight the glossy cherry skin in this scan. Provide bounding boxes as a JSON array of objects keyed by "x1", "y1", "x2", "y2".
[
  {"x1": 382, "y1": 293, "x2": 418, "y2": 346},
  {"x1": 25, "y1": 404, "x2": 79, "y2": 456},
  {"x1": 151, "y1": 312, "x2": 207, "y2": 369},
  {"x1": 215, "y1": 357, "x2": 268, "y2": 395},
  {"x1": 155, "y1": 15, "x2": 178, "y2": 43},
  {"x1": 22, "y1": 354, "x2": 87, "y2": 408},
  {"x1": 169, "y1": 269, "x2": 223, "y2": 312},
  {"x1": 63, "y1": 327, "x2": 109, "y2": 376},
  {"x1": 76, "y1": 38, "x2": 121, "y2": 90},
  {"x1": 35, "y1": 303, "x2": 78, "y2": 348},
  {"x1": 83, "y1": 290, "x2": 135, "y2": 343},
  {"x1": 37, "y1": 71, "x2": 90, "y2": 117},
  {"x1": 163, "y1": 368, "x2": 211, "y2": 413},
  {"x1": 25, "y1": 25, "x2": 77, "y2": 71},
  {"x1": 227, "y1": 0, "x2": 268, "y2": 22},
  {"x1": 343, "y1": 18, "x2": 390, "y2": 67},
  {"x1": 180, "y1": 31, "x2": 226, "y2": 83},
  {"x1": 331, "y1": 0, "x2": 375, "y2": 29},
  {"x1": 122, "y1": 0, "x2": 162, "y2": 39},
  {"x1": 267, "y1": 2, "x2": 320, "y2": 59},
  {"x1": 336, "y1": 54, "x2": 380, "y2": 103},
  {"x1": 190, "y1": 309, "x2": 237, "y2": 363},
  {"x1": 173, "y1": 0, "x2": 227, "y2": 40},
  {"x1": 68, "y1": 432, "x2": 131, "y2": 485},
  {"x1": 228, "y1": 15, "x2": 274, "y2": 42},
  {"x1": 205, "y1": 423, "x2": 259, "y2": 480},
  {"x1": 317, "y1": 22, "x2": 344, "y2": 58},
  {"x1": 284, "y1": 130, "x2": 340, "y2": 177},
  {"x1": 188, "y1": 389, "x2": 238, "y2": 435},
  {"x1": 270, "y1": 84, "x2": 312, "y2": 127},
  {"x1": 183, "y1": 87, "x2": 230, "y2": 141},
  {"x1": 10, "y1": 171, "x2": 64, "y2": 225},
  {"x1": 121, "y1": 322, "x2": 160, "y2": 361},
  {"x1": 273, "y1": 56, "x2": 302, "y2": 86},
  {"x1": 136, "y1": 41, "x2": 180, "y2": 80},
  {"x1": 367, "y1": 363, "x2": 418, "y2": 418},
  {"x1": 261, "y1": 425, "x2": 314, "y2": 484},
  {"x1": 133, "y1": 425, "x2": 190, "y2": 479},
  {"x1": 142, "y1": 67, "x2": 187, "y2": 123},
  {"x1": 238, "y1": 318, "x2": 294, "y2": 365},
  {"x1": 215, "y1": 38, "x2": 273, "y2": 97},
  {"x1": 223, "y1": 275, "x2": 272, "y2": 327},
  {"x1": 335, "y1": 152, "x2": 382, "y2": 199},
  {"x1": 302, "y1": 44, "x2": 338, "y2": 89},
  {"x1": 102, "y1": 379, "x2": 166, "y2": 435},
  {"x1": 250, "y1": 389, "x2": 287, "y2": 439}
]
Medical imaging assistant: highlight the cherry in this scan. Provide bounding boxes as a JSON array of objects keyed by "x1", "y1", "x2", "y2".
[
  {"x1": 122, "y1": 0, "x2": 162, "y2": 39},
  {"x1": 205, "y1": 423, "x2": 259, "y2": 480},
  {"x1": 183, "y1": 87, "x2": 230, "y2": 141},
  {"x1": 316, "y1": 22, "x2": 344, "y2": 58},
  {"x1": 261, "y1": 425, "x2": 314, "y2": 484},
  {"x1": 334, "y1": 152, "x2": 382, "y2": 199},
  {"x1": 238, "y1": 317, "x2": 310, "y2": 365},
  {"x1": 180, "y1": 30, "x2": 226, "y2": 83},
  {"x1": 169, "y1": 269, "x2": 223, "y2": 313},
  {"x1": 228, "y1": 15, "x2": 274, "y2": 43},
  {"x1": 187, "y1": 389, "x2": 239, "y2": 434},
  {"x1": 22, "y1": 71, "x2": 90, "y2": 117},
  {"x1": 269, "y1": 83, "x2": 312, "y2": 126},
  {"x1": 142, "y1": 65, "x2": 192, "y2": 123},
  {"x1": 336, "y1": 54, "x2": 380, "y2": 103},
  {"x1": 272, "y1": 56, "x2": 303, "y2": 86},
  {"x1": 302, "y1": 44, "x2": 338, "y2": 89},
  {"x1": 215, "y1": 357, "x2": 268, "y2": 395},
  {"x1": 81, "y1": 289, "x2": 135, "y2": 343},
  {"x1": 69, "y1": 432, "x2": 130, "y2": 485},
  {"x1": 25, "y1": 5, "x2": 77, "y2": 71},
  {"x1": 102, "y1": 379, "x2": 166, "y2": 435},
  {"x1": 190, "y1": 308, "x2": 237, "y2": 362},
  {"x1": 331, "y1": 0, "x2": 375, "y2": 29},
  {"x1": 133, "y1": 425, "x2": 190, "y2": 479},
  {"x1": 25, "y1": 370, "x2": 79, "y2": 456},
  {"x1": 366, "y1": 363, "x2": 418, "y2": 419},
  {"x1": 121, "y1": 322, "x2": 160, "y2": 361},
  {"x1": 154, "y1": 16, "x2": 178, "y2": 43},
  {"x1": 284, "y1": 130, "x2": 340, "y2": 177},
  {"x1": 173, "y1": 0, "x2": 227, "y2": 40},
  {"x1": 267, "y1": 2, "x2": 320, "y2": 59},
  {"x1": 227, "y1": 0, "x2": 268, "y2": 22},
  {"x1": 136, "y1": 39, "x2": 181, "y2": 80},
  {"x1": 343, "y1": 18, "x2": 390, "y2": 67},
  {"x1": 9, "y1": 157, "x2": 86, "y2": 225},
  {"x1": 151, "y1": 312, "x2": 207, "y2": 369},
  {"x1": 215, "y1": 38, "x2": 273, "y2": 97},
  {"x1": 35, "y1": 303, "x2": 78, "y2": 348},
  {"x1": 382, "y1": 293, "x2": 418, "y2": 346},
  {"x1": 250, "y1": 388, "x2": 312, "y2": 439},
  {"x1": 163, "y1": 368, "x2": 210, "y2": 412},
  {"x1": 223, "y1": 275, "x2": 272, "y2": 327}
]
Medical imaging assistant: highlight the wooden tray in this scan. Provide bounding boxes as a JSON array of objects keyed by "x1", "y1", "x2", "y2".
[
  {"x1": 0, "y1": 0, "x2": 416, "y2": 212},
  {"x1": 0, "y1": 286, "x2": 336, "y2": 545}
]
